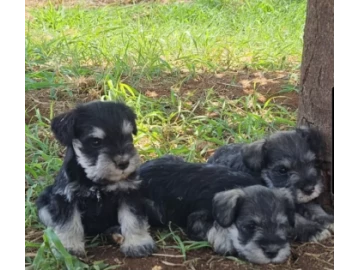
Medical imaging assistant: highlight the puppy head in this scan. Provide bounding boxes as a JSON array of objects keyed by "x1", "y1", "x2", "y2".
[
  {"x1": 244, "y1": 127, "x2": 325, "y2": 203},
  {"x1": 212, "y1": 186, "x2": 294, "y2": 264},
  {"x1": 51, "y1": 101, "x2": 140, "y2": 183}
]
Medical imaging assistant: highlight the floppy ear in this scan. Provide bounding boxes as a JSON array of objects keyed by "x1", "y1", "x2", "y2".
[
  {"x1": 277, "y1": 188, "x2": 296, "y2": 227},
  {"x1": 242, "y1": 139, "x2": 266, "y2": 171},
  {"x1": 296, "y1": 126, "x2": 325, "y2": 158},
  {"x1": 212, "y1": 189, "x2": 245, "y2": 227},
  {"x1": 51, "y1": 110, "x2": 76, "y2": 146}
]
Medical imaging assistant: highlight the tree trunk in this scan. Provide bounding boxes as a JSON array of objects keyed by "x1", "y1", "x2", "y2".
[{"x1": 297, "y1": 0, "x2": 334, "y2": 207}]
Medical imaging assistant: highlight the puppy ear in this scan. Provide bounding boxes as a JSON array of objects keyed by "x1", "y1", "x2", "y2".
[
  {"x1": 212, "y1": 189, "x2": 245, "y2": 227},
  {"x1": 51, "y1": 111, "x2": 76, "y2": 146},
  {"x1": 242, "y1": 139, "x2": 266, "y2": 171},
  {"x1": 296, "y1": 126, "x2": 325, "y2": 157},
  {"x1": 276, "y1": 188, "x2": 296, "y2": 227}
]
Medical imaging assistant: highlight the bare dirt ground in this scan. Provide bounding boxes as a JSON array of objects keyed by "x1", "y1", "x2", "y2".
[
  {"x1": 25, "y1": 71, "x2": 334, "y2": 269},
  {"x1": 25, "y1": 71, "x2": 299, "y2": 123},
  {"x1": 86, "y1": 238, "x2": 334, "y2": 270}
]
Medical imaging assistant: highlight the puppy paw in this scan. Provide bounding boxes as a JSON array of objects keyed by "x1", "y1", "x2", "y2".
[
  {"x1": 111, "y1": 233, "x2": 125, "y2": 245},
  {"x1": 327, "y1": 223, "x2": 334, "y2": 232},
  {"x1": 120, "y1": 235, "x2": 156, "y2": 257},
  {"x1": 68, "y1": 248, "x2": 86, "y2": 258},
  {"x1": 63, "y1": 241, "x2": 86, "y2": 258},
  {"x1": 309, "y1": 229, "x2": 332, "y2": 242},
  {"x1": 316, "y1": 216, "x2": 334, "y2": 233}
]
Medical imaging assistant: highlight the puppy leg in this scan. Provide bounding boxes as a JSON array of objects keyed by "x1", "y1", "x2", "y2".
[
  {"x1": 187, "y1": 210, "x2": 213, "y2": 241},
  {"x1": 142, "y1": 198, "x2": 166, "y2": 227},
  {"x1": 118, "y1": 203, "x2": 155, "y2": 257},
  {"x1": 298, "y1": 203, "x2": 334, "y2": 232},
  {"x1": 37, "y1": 190, "x2": 85, "y2": 257},
  {"x1": 206, "y1": 223, "x2": 234, "y2": 256},
  {"x1": 291, "y1": 214, "x2": 331, "y2": 243},
  {"x1": 38, "y1": 204, "x2": 85, "y2": 257}
]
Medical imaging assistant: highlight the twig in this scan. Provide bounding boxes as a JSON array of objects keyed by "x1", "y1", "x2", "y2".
[
  {"x1": 153, "y1": 253, "x2": 184, "y2": 258},
  {"x1": 161, "y1": 261, "x2": 184, "y2": 267},
  {"x1": 25, "y1": 253, "x2": 37, "y2": 257},
  {"x1": 273, "y1": 75, "x2": 288, "y2": 81}
]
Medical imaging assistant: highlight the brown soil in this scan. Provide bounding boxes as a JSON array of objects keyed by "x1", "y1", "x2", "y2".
[
  {"x1": 87, "y1": 236, "x2": 334, "y2": 270},
  {"x1": 25, "y1": 71, "x2": 299, "y2": 124},
  {"x1": 26, "y1": 225, "x2": 333, "y2": 270}
]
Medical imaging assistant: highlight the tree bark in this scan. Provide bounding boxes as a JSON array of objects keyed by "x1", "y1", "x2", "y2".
[{"x1": 297, "y1": 0, "x2": 334, "y2": 206}]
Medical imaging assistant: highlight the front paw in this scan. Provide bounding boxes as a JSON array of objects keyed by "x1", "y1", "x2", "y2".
[
  {"x1": 68, "y1": 247, "x2": 86, "y2": 258},
  {"x1": 327, "y1": 223, "x2": 334, "y2": 232},
  {"x1": 120, "y1": 235, "x2": 156, "y2": 257},
  {"x1": 62, "y1": 241, "x2": 86, "y2": 258},
  {"x1": 111, "y1": 233, "x2": 125, "y2": 245},
  {"x1": 315, "y1": 215, "x2": 334, "y2": 233},
  {"x1": 309, "y1": 228, "x2": 332, "y2": 242}
]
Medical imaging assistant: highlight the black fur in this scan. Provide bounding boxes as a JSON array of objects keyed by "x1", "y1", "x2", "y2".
[{"x1": 139, "y1": 159, "x2": 264, "y2": 227}]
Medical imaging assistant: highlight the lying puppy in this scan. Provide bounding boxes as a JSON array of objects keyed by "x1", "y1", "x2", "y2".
[
  {"x1": 139, "y1": 159, "x2": 295, "y2": 264},
  {"x1": 207, "y1": 126, "x2": 334, "y2": 240},
  {"x1": 36, "y1": 101, "x2": 155, "y2": 257}
]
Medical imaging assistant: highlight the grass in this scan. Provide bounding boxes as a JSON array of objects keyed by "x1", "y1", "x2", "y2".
[
  {"x1": 26, "y1": 0, "x2": 306, "y2": 90},
  {"x1": 25, "y1": 0, "x2": 303, "y2": 269}
]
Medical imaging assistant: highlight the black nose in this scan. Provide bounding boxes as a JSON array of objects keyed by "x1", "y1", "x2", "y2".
[
  {"x1": 260, "y1": 244, "x2": 280, "y2": 259},
  {"x1": 302, "y1": 186, "x2": 315, "y2": 195},
  {"x1": 117, "y1": 161, "x2": 129, "y2": 170},
  {"x1": 264, "y1": 250, "x2": 279, "y2": 259}
]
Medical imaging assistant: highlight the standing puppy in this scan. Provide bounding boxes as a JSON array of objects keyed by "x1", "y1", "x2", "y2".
[
  {"x1": 36, "y1": 101, "x2": 155, "y2": 257},
  {"x1": 207, "y1": 126, "x2": 334, "y2": 241},
  {"x1": 139, "y1": 159, "x2": 295, "y2": 264}
]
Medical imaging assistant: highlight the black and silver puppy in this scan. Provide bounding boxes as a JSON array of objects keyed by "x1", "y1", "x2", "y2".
[
  {"x1": 207, "y1": 126, "x2": 334, "y2": 241},
  {"x1": 36, "y1": 101, "x2": 155, "y2": 257},
  {"x1": 139, "y1": 159, "x2": 295, "y2": 264}
]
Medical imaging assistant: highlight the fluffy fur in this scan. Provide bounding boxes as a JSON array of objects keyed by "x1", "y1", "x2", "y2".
[
  {"x1": 36, "y1": 101, "x2": 155, "y2": 257},
  {"x1": 207, "y1": 126, "x2": 334, "y2": 241},
  {"x1": 139, "y1": 158, "x2": 295, "y2": 264}
]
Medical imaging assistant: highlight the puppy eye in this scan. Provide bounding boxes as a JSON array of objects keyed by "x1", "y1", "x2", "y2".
[
  {"x1": 278, "y1": 166, "x2": 288, "y2": 174},
  {"x1": 242, "y1": 222, "x2": 256, "y2": 232},
  {"x1": 90, "y1": 138, "x2": 102, "y2": 147}
]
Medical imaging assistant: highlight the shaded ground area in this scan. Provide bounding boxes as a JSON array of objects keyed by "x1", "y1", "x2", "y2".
[
  {"x1": 25, "y1": 71, "x2": 299, "y2": 124},
  {"x1": 87, "y1": 238, "x2": 334, "y2": 270},
  {"x1": 26, "y1": 229, "x2": 334, "y2": 270}
]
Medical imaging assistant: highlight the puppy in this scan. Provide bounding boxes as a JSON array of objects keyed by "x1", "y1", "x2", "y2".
[
  {"x1": 36, "y1": 101, "x2": 155, "y2": 258},
  {"x1": 207, "y1": 126, "x2": 334, "y2": 241},
  {"x1": 208, "y1": 186, "x2": 295, "y2": 264},
  {"x1": 139, "y1": 159, "x2": 295, "y2": 264}
]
